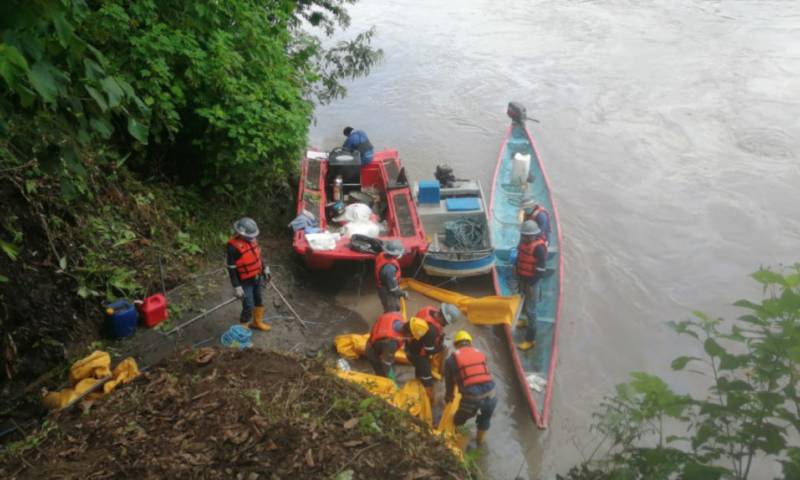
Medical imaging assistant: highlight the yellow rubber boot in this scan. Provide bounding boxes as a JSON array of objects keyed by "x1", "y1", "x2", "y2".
[
  {"x1": 251, "y1": 306, "x2": 271, "y2": 331},
  {"x1": 475, "y1": 429, "x2": 487, "y2": 446}
]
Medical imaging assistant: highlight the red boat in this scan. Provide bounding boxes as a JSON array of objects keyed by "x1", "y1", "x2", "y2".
[{"x1": 292, "y1": 148, "x2": 428, "y2": 270}]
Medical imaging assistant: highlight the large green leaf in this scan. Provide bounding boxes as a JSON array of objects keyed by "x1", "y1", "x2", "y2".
[
  {"x1": 90, "y1": 117, "x2": 114, "y2": 138},
  {"x1": 752, "y1": 269, "x2": 786, "y2": 286},
  {"x1": 703, "y1": 338, "x2": 726, "y2": 358},
  {"x1": 127, "y1": 117, "x2": 149, "y2": 144},
  {"x1": 100, "y1": 76, "x2": 124, "y2": 108},
  {"x1": 671, "y1": 356, "x2": 702, "y2": 371},
  {"x1": 0, "y1": 43, "x2": 30, "y2": 88},
  {"x1": 27, "y1": 62, "x2": 61, "y2": 103},
  {"x1": 85, "y1": 85, "x2": 108, "y2": 112}
]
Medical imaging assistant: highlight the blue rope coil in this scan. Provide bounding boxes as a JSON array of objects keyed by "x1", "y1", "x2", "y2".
[{"x1": 220, "y1": 325, "x2": 253, "y2": 349}]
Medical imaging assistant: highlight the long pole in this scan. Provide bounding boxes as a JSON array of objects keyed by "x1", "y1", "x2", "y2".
[
  {"x1": 165, "y1": 297, "x2": 238, "y2": 335},
  {"x1": 270, "y1": 281, "x2": 308, "y2": 329}
]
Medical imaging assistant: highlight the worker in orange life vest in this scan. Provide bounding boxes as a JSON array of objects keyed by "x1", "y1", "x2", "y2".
[
  {"x1": 402, "y1": 303, "x2": 460, "y2": 404},
  {"x1": 226, "y1": 217, "x2": 271, "y2": 331},
  {"x1": 444, "y1": 330, "x2": 497, "y2": 447},
  {"x1": 374, "y1": 240, "x2": 408, "y2": 313},
  {"x1": 514, "y1": 220, "x2": 547, "y2": 350},
  {"x1": 366, "y1": 311, "x2": 407, "y2": 383},
  {"x1": 519, "y1": 198, "x2": 551, "y2": 245}
]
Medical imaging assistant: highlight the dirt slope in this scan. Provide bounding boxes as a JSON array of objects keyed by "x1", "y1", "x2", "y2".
[{"x1": 0, "y1": 348, "x2": 470, "y2": 479}]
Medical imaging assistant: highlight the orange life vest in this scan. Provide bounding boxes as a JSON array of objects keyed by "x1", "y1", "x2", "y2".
[
  {"x1": 228, "y1": 236, "x2": 263, "y2": 281},
  {"x1": 515, "y1": 237, "x2": 546, "y2": 278},
  {"x1": 374, "y1": 252, "x2": 401, "y2": 289},
  {"x1": 453, "y1": 346, "x2": 493, "y2": 387},
  {"x1": 368, "y1": 312, "x2": 405, "y2": 348},
  {"x1": 413, "y1": 306, "x2": 444, "y2": 356},
  {"x1": 524, "y1": 205, "x2": 550, "y2": 225}
]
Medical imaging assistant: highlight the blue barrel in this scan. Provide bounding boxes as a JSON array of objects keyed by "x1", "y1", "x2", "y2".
[{"x1": 106, "y1": 299, "x2": 138, "y2": 338}]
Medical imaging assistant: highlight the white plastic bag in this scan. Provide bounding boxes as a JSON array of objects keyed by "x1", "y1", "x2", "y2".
[{"x1": 306, "y1": 232, "x2": 341, "y2": 251}]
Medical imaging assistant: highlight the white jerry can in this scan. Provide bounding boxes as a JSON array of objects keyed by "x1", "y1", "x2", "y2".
[{"x1": 511, "y1": 152, "x2": 531, "y2": 185}]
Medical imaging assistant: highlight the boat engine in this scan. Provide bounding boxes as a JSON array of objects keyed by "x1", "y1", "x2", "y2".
[
  {"x1": 507, "y1": 101, "x2": 527, "y2": 124},
  {"x1": 435, "y1": 165, "x2": 456, "y2": 188}
]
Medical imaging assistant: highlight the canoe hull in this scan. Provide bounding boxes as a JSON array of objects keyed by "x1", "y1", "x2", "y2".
[{"x1": 489, "y1": 117, "x2": 564, "y2": 430}]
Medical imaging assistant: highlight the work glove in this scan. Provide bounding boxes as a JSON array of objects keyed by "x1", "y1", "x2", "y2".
[
  {"x1": 445, "y1": 394, "x2": 454, "y2": 404},
  {"x1": 234, "y1": 286, "x2": 244, "y2": 299},
  {"x1": 400, "y1": 290, "x2": 410, "y2": 299},
  {"x1": 262, "y1": 266, "x2": 272, "y2": 283}
]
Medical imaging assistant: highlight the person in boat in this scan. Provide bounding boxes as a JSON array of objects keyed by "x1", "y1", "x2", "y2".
[
  {"x1": 366, "y1": 311, "x2": 407, "y2": 383},
  {"x1": 402, "y1": 303, "x2": 460, "y2": 405},
  {"x1": 519, "y1": 198, "x2": 551, "y2": 245},
  {"x1": 342, "y1": 126, "x2": 374, "y2": 165},
  {"x1": 444, "y1": 330, "x2": 497, "y2": 447},
  {"x1": 374, "y1": 240, "x2": 408, "y2": 312},
  {"x1": 226, "y1": 217, "x2": 271, "y2": 331},
  {"x1": 515, "y1": 220, "x2": 547, "y2": 350}
]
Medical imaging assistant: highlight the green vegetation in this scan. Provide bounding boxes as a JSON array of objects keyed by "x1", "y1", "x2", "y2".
[
  {"x1": 561, "y1": 266, "x2": 800, "y2": 480},
  {"x1": 0, "y1": 0, "x2": 380, "y2": 391}
]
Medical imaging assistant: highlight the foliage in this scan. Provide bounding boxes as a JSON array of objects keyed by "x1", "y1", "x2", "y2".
[
  {"x1": 561, "y1": 266, "x2": 800, "y2": 480},
  {"x1": 0, "y1": 0, "x2": 379, "y2": 389}
]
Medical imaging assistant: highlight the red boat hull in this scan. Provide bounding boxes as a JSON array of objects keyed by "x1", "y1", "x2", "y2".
[{"x1": 292, "y1": 149, "x2": 427, "y2": 270}]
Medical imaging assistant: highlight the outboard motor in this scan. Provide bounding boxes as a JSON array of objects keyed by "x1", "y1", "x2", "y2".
[
  {"x1": 507, "y1": 101, "x2": 527, "y2": 124},
  {"x1": 435, "y1": 165, "x2": 456, "y2": 188}
]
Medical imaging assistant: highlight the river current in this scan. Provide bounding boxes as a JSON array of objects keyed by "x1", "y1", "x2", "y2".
[{"x1": 309, "y1": 1, "x2": 800, "y2": 477}]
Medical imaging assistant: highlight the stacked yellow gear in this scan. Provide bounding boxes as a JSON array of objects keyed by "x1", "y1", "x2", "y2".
[{"x1": 43, "y1": 351, "x2": 140, "y2": 410}]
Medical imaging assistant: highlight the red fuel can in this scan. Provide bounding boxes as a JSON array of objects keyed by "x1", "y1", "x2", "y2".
[{"x1": 140, "y1": 293, "x2": 168, "y2": 328}]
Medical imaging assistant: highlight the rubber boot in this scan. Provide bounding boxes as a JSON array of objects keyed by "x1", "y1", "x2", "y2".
[
  {"x1": 251, "y1": 306, "x2": 271, "y2": 331},
  {"x1": 425, "y1": 386, "x2": 436, "y2": 406},
  {"x1": 475, "y1": 429, "x2": 487, "y2": 446}
]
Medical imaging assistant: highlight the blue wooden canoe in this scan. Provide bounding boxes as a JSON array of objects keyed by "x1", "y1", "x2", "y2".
[{"x1": 489, "y1": 104, "x2": 564, "y2": 429}]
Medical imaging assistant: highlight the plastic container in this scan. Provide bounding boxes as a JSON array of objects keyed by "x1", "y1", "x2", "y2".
[
  {"x1": 511, "y1": 152, "x2": 531, "y2": 185},
  {"x1": 417, "y1": 179, "x2": 441, "y2": 204},
  {"x1": 106, "y1": 300, "x2": 138, "y2": 338},
  {"x1": 140, "y1": 293, "x2": 168, "y2": 328}
]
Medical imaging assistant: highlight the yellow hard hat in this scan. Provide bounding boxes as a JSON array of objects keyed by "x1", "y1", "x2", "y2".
[
  {"x1": 409, "y1": 316, "x2": 429, "y2": 340},
  {"x1": 453, "y1": 330, "x2": 472, "y2": 344}
]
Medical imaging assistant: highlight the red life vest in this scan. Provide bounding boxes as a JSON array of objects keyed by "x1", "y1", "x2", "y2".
[
  {"x1": 374, "y1": 252, "x2": 401, "y2": 289},
  {"x1": 368, "y1": 311, "x2": 405, "y2": 348},
  {"x1": 515, "y1": 237, "x2": 546, "y2": 278},
  {"x1": 524, "y1": 205, "x2": 550, "y2": 225},
  {"x1": 414, "y1": 306, "x2": 444, "y2": 356},
  {"x1": 228, "y1": 236, "x2": 263, "y2": 281},
  {"x1": 453, "y1": 346, "x2": 493, "y2": 387}
]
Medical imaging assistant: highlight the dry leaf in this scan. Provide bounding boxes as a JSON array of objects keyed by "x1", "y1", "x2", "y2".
[
  {"x1": 343, "y1": 418, "x2": 358, "y2": 430},
  {"x1": 305, "y1": 449, "x2": 315, "y2": 467}
]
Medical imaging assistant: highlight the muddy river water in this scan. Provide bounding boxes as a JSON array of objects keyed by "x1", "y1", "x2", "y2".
[{"x1": 308, "y1": 1, "x2": 800, "y2": 478}]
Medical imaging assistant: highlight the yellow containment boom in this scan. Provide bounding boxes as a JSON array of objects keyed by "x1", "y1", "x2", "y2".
[{"x1": 400, "y1": 278, "x2": 522, "y2": 326}]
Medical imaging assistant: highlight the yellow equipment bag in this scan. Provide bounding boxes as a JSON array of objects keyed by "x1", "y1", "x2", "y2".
[
  {"x1": 333, "y1": 333, "x2": 409, "y2": 364},
  {"x1": 69, "y1": 350, "x2": 111, "y2": 384},
  {"x1": 44, "y1": 353, "x2": 140, "y2": 410},
  {"x1": 401, "y1": 278, "x2": 522, "y2": 325},
  {"x1": 103, "y1": 357, "x2": 141, "y2": 394}
]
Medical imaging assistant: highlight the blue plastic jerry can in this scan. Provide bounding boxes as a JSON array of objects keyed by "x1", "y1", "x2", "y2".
[{"x1": 106, "y1": 299, "x2": 138, "y2": 338}]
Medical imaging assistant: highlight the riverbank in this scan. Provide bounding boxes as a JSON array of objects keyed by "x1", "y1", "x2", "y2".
[{"x1": 0, "y1": 347, "x2": 470, "y2": 479}]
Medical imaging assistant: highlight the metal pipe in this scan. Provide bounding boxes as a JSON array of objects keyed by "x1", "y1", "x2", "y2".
[
  {"x1": 270, "y1": 281, "x2": 308, "y2": 329},
  {"x1": 165, "y1": 297, "x2": 238, "y2": 335}
]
